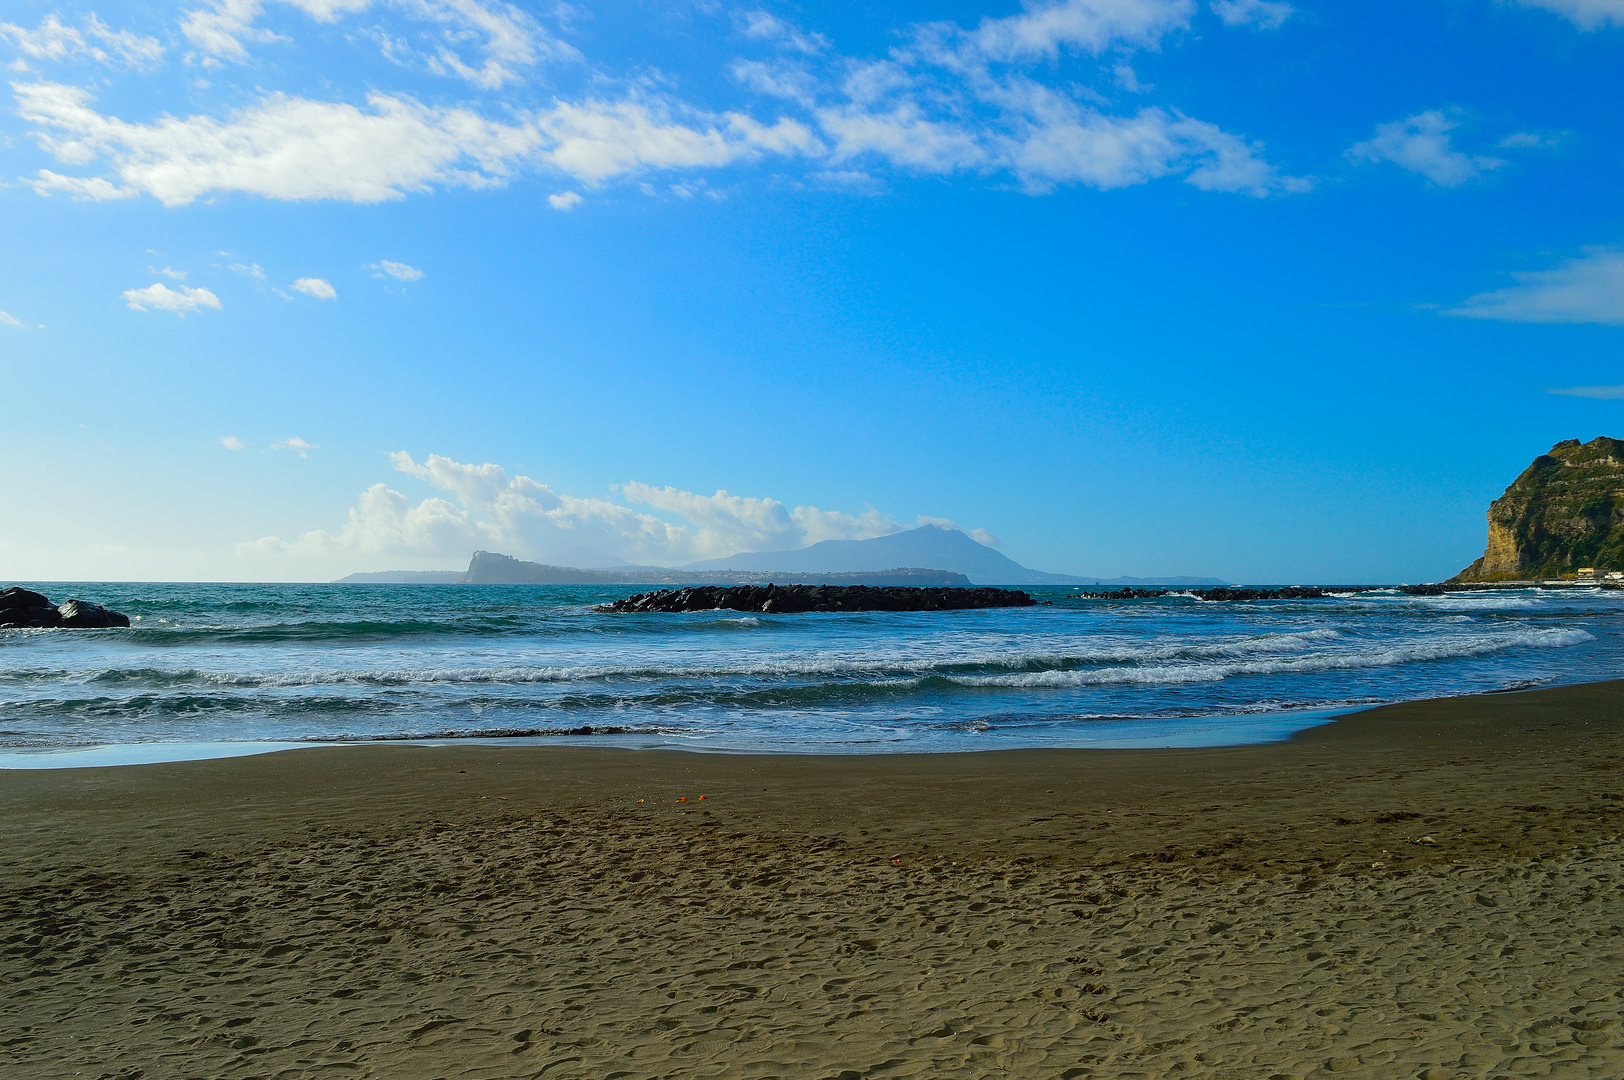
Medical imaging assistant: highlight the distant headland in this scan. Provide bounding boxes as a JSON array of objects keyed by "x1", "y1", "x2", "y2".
[
  {"x1": 1454, "y1": 436, "x2": 1624, "y2": 583},
  {"x1": 335, "y1": 524, "x2": 1230, "y2": 589}
]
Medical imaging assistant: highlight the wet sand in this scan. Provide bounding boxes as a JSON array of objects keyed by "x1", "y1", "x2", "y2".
[{"x1": 3, "y1": 682, "x2": 1624, "y2": 1079}]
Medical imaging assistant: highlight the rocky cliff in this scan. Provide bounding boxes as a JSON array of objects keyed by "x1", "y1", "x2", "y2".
[{"x1": 1454, "y1": 437, "x2": 1624, "y2": 581}]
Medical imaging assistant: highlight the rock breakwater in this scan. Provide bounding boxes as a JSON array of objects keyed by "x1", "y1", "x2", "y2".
[{"x1": 597, "y1": 584, "x2": 1036, "y2": 614}]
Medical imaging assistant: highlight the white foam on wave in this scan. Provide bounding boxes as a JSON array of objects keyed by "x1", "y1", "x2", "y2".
[
  {"x1": 16, "y1": 628, "x2": 1354, "y2": 690},
  {"x1": 949, "y1": 627, "x2": 1593, "y2": 688}
]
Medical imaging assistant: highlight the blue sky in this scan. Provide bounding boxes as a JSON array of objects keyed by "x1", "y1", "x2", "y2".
[{"x1": 2, "y1": 0, "x2": 1622, "y2": 583}]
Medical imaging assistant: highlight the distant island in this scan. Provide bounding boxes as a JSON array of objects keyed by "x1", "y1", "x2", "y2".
[
  {"x1": 335, "y1": 524, "x2": 1230, "y2": 588},
  {"x1": 1454, "y1": 437, "x2": 1624, "y2": 582}
]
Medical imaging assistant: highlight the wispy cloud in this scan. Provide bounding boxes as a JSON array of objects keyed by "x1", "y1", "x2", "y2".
[
  {"x1": 1347, "y1": 110, "x2": 1502, "y2": 187},
  {"x1": 1515, "y1": 0, "x2": 1624, "y2": 30},
  {"x1": 13, "y1": 82, "x2": 815, "y2": 204},
  {"x1": 0, "y1": 14, "x2": 164, "y2": 69},
  {"x1": 1210, "y1": 0, "x2": 1294, "y2": 30},
  {"x1": 220, "y1": 434, "x2": 245, "y2": 449},
  {"x1": 1447, "y1": 248, "x2": 1624, "y2": 325},
  {"x1": 368, "y1": 259, "x2": 423, "y2": 280},
  {"x1": 292, "y1": 276, "x2": 337, "y2": 299},
  {"x1": 273, "y1": 436, "x2": 319, "y2": 457},
  {"x1": 179, "y1": 0, "x2": 577, "y2": 86},
  {"x1": 736, "y1": 10, "x2": 828, "y2": 54},
  {"x1": 0, "y1": 310, "x2": 24, "y2": 328},
  {"x1": 27, "y1": 168, "x2": 136, "y2": 200},
  {"x1": 121, "y1": 282, "x2": 222, "y2": 316},
  {"x1": 1546, "y1": 386, "x2": 1624, "y2": 400},
  {"x1": 547, "y1": 190, "x2": 581, "y2": 209}
]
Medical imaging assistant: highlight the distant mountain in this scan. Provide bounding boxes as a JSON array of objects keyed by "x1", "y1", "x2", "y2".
[
  {"x1": 335, "y1": 526, "x2": 1228, "y2": 589},
  {"x1": 457, "y1": 551, "x2": 971, "y2": 587},
  {"x1": 335, "y1": 570, "x2": 466, "y2": 583},
  {"x1": 1455, "y1": 436, "x2": 1624, "y2": 581},
  {"x1": 682, "y1": 524, "x2": 1228, "y2": 588}
]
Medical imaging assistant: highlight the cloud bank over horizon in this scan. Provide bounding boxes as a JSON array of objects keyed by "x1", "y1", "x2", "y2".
[{"x1": 238, "y1": 452, "x2": 999, "y2": 570}]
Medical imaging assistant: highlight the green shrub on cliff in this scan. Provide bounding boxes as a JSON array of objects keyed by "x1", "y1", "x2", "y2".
[{"x1": 1455, "y1": 437, "x2": 1624, "y2": 581}]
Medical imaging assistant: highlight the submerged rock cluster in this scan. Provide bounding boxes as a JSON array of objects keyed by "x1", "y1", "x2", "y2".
[
  {"x1": 0, "y1": 587, "x2": 131, "y2": 629},
  {"x1": 597, "y1": 584, "x2": 1037, "y2": 614}
]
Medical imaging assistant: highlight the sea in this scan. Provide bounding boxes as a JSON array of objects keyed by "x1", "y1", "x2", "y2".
[{"x1": 1, "y1": 582, "x2": 1619, "y2": 767}]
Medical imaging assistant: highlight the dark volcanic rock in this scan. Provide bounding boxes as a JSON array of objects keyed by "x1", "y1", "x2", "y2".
[
  {"x1": 597, "y1": 584, "x2": 1036, "y2": 614},
  {"x1": 0, "y1": 587, "x2": 130, "y2": 629},
  {"x1": 0, "y1": 587, "x2": 61, "y2": 628},
  {"x1": 56, "y1": 598, "x2": 132, "y2": 628},
  {"x1": 1194, "y1": 587, "x2": 1334, "y2": 602}
]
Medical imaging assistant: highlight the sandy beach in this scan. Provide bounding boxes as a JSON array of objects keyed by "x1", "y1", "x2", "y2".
[{"x1": 3, "y1": 682, "x2": 1623, "y2": 1079}]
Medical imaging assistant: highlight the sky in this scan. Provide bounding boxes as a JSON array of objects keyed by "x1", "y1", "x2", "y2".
[{"x1": 1, "y1": 0, "x2": 1622, "y2": 584}]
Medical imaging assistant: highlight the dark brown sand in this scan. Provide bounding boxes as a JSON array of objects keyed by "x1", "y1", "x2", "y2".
[{"x1": 3, "y1": 682, "x2": 1624, "y2": 1079}]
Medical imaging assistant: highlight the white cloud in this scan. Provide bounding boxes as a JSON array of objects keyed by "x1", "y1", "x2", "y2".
[
  {"x1": 1210, "y1": 0, "x2": 1293, "y2": 29},
  {"x1": 15, "y1": 81, "x2": 815, "y2": 204},
  {"x1": 548, "y1": 190, "x2": 581, "y2": 209},
  {"x1": 292, "y1": 276, "x2": 337, "y2": 299},
  {"x1": 240, "y1": 482, "x2": 481, "y2": 560},
  {"x1": 0, "y1": 310, "x2": 24, "y2": 328},
  {"x1": 180, "y1": 0, "x2": 576, "y2": 87},
  {"x1": 0, "y1": 14, "x2": 164, "y2": 69},
  {"x1": 27, "y1": 168, "x2": 136, "y2": 200},
  {"x1": 538, "y1": 99, "x2": 815, "y2": 184},
  {"x1": 1546, "y1": 386, "x2": 1624, "y2": 400},
  {"x1": 806, "y1": 4, "x2": 1305, "y2": 196},
  {"x1": 121, "y1": 282, "x2": 222, "y2": 315},
  {"x1": 922, "y1": 0, "x2": 1196, "y2": 67},
  {"x1": 818, "y1": 101, "x2": 985, "y2": 173},
  {"x1": 369, "y1": 259, "x2": 423, "y2": 280},
  {"x1": 996, "y1": 85, "x2": 1303, "y2": 195},
  {"x1": 1447, "y1": 248, "x2": 1624, "y2": 325},
  {"x1": 731, "y1": 58, "x2": 819, "y2": 103},
  {"x1": 1515, "y1": 0, "x2": 1624, "y2": 30},
  {"x1": 243, "y1": 451, "x2": 912, "y2": 565},
  {"x1": 621, "y1": 481, "x2": 898, "y2": 553},
  {"x1": 220, "y1": 434, "x2": 245, "y2": 449},
  {"x1": 16, "y1": 81, "x2": 545, "y2": 205},
  {"x1": 151, "y1": 265, "x2": 187, "y2": 280},
  {"x1": 410, "y1": 0, "x2": 578, "y2": 89},
  {"x1": 1347, "y1": 110, "x2": 1503, "y2": 187},
  {"x1": 230, "y1": 262, "x2": 266, "y2": 278},
  {"x1": 737, "y1": 10, "x2": 827, "y2": 54},
  {"x1": 273, "y1": 435, "x2": 319, "y2": 457},
  {"x1": 11, "y1": 0, "x2": 1301, "y2": 206},
  {"x1": 180, "y1": 0, "x2": 282, "y2": 63},
  {"x1": 916, "y1": 516, "x2": 1002, "y2": 548}
]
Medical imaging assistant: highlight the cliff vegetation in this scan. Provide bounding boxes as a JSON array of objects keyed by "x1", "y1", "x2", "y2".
[{"x1": 1455, "y1": 436, "x2": 1624, "y2": 581}]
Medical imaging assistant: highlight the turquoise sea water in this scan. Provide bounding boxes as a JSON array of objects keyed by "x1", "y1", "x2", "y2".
[{"x1": 0, "y1": 583, "x2": 1618, "y2": 764}]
